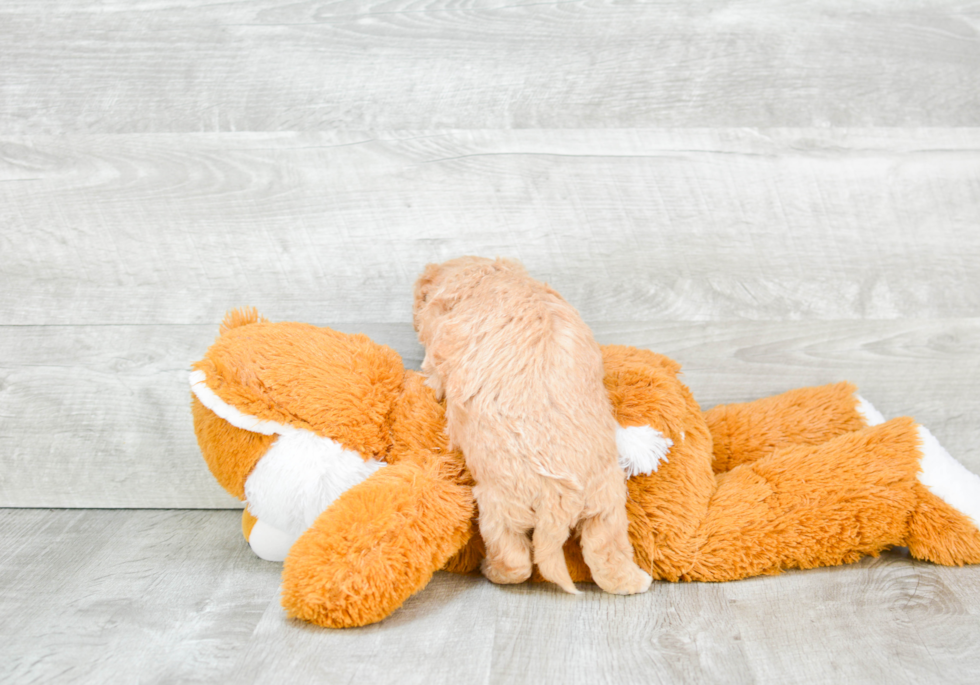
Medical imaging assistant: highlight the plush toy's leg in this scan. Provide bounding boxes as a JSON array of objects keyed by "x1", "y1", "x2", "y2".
[
  {"x1": 685, "y1": 418, "x2": 980, "y2": 581},
  {"x1": 280, "y1": 458, "x2": 475, "y2": 628},
  {"x1": 704, "y1": 382, "x2": 878, "y2": 473},
  {"x1": 443, "y1": 524, "x2": 485, "y2": 574}
]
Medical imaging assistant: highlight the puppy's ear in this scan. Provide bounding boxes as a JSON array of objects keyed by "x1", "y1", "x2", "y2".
[
  {"x1": 493, "y1": 257, "x2": 527, "y2": 275},
  {"x1": 414, "y1": 263, "x2": 441, "y2": 308},
  {"x1": 413, "y1": 262, "x2": 446, "y2": 333}
]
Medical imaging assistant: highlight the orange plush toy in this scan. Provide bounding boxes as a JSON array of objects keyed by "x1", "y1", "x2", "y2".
[{"x1": 190, "y1": 309, "x2": 980, "y2": 629}]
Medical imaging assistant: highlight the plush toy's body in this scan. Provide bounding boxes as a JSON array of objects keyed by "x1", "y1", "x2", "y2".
[{"x1": 191, "y1": 309, "x2": 980, "y2": 628}]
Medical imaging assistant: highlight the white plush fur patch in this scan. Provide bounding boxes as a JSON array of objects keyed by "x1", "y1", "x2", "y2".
[
  {"x1": 855, "y1": 394, "x2": 886, "y2": 427},
  {"x1": 189, "y1": 370, "x2": 290, "y2": 435},
  {"x1": 917, "y1": 425, "x2": 980, "y2": 530},
  {"x1": 244, "y1": 429, "x2": 386, "y2": 536},
  {"x1": 190, "y1": 368, "x2": 387, "y2": 543},
  {"x1": 248, "y1": 519, "x2": 301, "y2": 562},
  {"x1": 617, "y1": 425, "x2": 672, "y2": 478}
]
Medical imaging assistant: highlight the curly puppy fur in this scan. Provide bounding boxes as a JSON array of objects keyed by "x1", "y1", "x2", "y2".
[{"x1": 413, "y1": 257, "x2": 651, "y2": 595}]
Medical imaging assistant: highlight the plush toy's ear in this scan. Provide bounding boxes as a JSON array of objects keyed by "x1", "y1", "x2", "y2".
[{"x1": 220, "y1": 306, "x2": 267, "y2": 336}]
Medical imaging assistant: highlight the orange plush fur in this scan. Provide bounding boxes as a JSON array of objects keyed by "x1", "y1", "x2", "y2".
[
  {"x1": 191, "y1": 310, "x2": 980, "y2": 628},
  {"x1": 413, "y1": 257, "x2": 651, "y2": 596}
]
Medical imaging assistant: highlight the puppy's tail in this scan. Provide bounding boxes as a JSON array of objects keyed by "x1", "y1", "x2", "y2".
[
  {"x1": 532, "y1": 512, "x2": 580, "y2": 595},
  {"x1": 529, "y1": 460, "x2": 583, "y2": 493}
]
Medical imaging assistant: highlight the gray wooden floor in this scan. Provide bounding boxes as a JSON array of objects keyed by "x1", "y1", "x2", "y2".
[
  {"x1": 2, "y1": 0, "x2": 980, "y2": 682},
  {"x1": 3, "y1": 509, "x2": 980, "y2": 685}
]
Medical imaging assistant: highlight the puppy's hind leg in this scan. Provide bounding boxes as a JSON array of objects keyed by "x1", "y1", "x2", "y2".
[
  {"x1": 580, "y1": 478, "x2": 653, "y2": 595},
  {"x1": 477, "y1": 491, "x2": 533, "y2": 585},
  {"x1": 532, "y1": 507, "x2": 580, "y2": 595}
]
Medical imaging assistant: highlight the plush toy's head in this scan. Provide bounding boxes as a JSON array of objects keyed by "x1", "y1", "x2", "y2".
[
  {"x1": 190, "y1": 308, "x2": 406, "y2": 518},
  {"x1": 191, "y1": 309, "x2": 484, "y2": 626}
]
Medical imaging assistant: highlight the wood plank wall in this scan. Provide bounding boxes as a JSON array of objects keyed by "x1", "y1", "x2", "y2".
[{"x1": 1, "y1": 1, "x2": 978, "y2": 507}]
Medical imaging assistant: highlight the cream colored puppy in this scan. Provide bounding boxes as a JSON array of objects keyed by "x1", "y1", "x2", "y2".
[{"x1": 413, "y1": 257, "x2": 652, "y2": 595}]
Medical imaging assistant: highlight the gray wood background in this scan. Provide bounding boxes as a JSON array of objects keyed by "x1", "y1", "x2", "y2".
[{"x1": 1, "y1": 1, "x2": 979, "y2": 682}]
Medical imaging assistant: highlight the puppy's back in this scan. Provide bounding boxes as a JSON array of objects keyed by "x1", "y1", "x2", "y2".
[{"x1": 430, "y1": 261, "x2": 618, "y2": 489}]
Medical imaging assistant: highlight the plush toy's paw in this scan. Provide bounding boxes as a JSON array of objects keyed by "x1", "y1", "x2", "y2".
[
  {"x1": 616, "y1": 425, "x2": 672, "y2": 477},
  {"x1": 248, "y1": 519, "x2": 302, "y2": 562}
]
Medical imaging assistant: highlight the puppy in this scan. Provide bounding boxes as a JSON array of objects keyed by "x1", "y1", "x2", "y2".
[{"x1": 413, "y1": 257, "x2": 652, "y2": 595}]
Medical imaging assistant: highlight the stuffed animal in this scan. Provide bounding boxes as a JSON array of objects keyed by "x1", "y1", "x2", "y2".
[{"x1": 190, "y1": 309, "x2": 980, "y2": 629}]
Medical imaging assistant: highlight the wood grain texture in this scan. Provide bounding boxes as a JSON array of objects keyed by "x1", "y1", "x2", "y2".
[
  {"x1": 3, "y1": 510, "x2": 978, "y2": 684},
  {"x1": 235, "y1": 566, "x2": 498, "y2": 684},
  {"x1": 1, "y1": 319, "x2": 977, "y2": 507},
  {"x1": 3, "y1": 129, "x2": 980, "y2": 326},
  {"x1": 156, "y1": 560, "x2": 980, "y2": 684},
  {"x1": 2, "y1": 1, "x2": 980, "y2": 132},
  {"x1": 0, "y1": 324, "x2": 239, "y2": 508},
  {"x1": 0, "y1": 509, "x2": 282, "y2": 685}
]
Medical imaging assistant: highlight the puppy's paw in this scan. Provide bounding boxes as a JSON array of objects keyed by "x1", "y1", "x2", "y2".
[
  {"x1": 595, "y1": 562, "x2": 653, "y2": 596},
  {"x1": 481, "y1": 557, "x2": 533, "y2": 585},
  {"x1": 623, "y1": 567, "x2": 654, "y2": 595}
]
